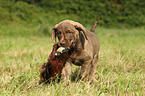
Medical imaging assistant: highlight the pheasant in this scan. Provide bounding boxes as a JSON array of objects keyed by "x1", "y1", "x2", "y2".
[{"x1": 39, "y1": 43, "x2": 71, "y2": 83}]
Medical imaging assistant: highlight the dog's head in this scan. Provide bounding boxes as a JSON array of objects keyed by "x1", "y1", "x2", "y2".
[{"x1": 51, "y1": 20, "x2": 87, "y2": 48}]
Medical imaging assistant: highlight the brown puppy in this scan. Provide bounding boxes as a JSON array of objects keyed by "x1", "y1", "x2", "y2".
[{"x1": 51, "y1": 20, "x2": 100, "y2": 83}]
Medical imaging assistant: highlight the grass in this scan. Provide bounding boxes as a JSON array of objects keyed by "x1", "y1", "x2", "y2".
[{"x1": 0, "y1": 24, "x2": 145, "y2": 95}]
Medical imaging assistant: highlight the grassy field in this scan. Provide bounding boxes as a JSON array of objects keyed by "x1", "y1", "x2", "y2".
[{"x1": 0, "y1": 24, "x2": 145, "y2": 95}]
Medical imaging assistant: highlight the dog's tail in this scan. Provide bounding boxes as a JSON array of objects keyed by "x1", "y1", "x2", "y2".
[{"x1": 90, "y1": 19, "x2": 98, "y2": 33}]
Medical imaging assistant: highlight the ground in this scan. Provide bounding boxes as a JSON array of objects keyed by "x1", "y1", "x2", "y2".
[{"x1": 0, "y1": 25, "x2": 145, "y2": 95}]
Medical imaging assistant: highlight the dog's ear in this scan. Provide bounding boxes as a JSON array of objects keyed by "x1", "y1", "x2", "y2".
[
  {"x1": 51, "y1": 27, "x2": 57, "y2": 43},
  {"x1": 79, "y1": 31, "x2": 85, "y2": 49},
  {"x1": 52, "y1": 23, "x2": 59, "y2": 43},
  {"x1": 68, "y1": 21, "x2": 87, "y2": 40},
  {"x1": 61, "y1": 20, "x2": 88, "y2": 40},
  {"x1": 75, "y1": 26, "x2": 88, "y2": 40}
]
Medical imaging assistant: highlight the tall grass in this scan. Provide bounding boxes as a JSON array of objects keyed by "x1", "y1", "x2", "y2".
[{"x1": 0, "y1": 24, "x2": 145, "y2": 95}]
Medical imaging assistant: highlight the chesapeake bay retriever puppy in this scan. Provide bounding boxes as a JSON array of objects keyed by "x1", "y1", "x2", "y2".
[{"x1": 51, "y1": 20, "x2": 100, "y2": 83}]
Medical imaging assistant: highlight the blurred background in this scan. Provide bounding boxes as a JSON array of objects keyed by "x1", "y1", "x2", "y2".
[{"x1": 0, "y1": 0, "x2": 144, "y2": 28}]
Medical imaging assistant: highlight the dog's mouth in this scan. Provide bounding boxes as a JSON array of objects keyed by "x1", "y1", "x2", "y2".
[
  {"x1": 55, "y1": 41, "x2": 76, "y2": 56},
  {"x1": 58, "y1": 41, "x2": 75, "y2": 48},
  {"x1": 55, "y1": 46, "x2": 71, "y2": 56},
  {"x1": 58, "y1": 40, "x2": 76, "y2": 47}
]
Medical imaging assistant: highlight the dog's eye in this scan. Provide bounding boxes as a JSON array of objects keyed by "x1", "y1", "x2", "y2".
[{"x1": 67, "y1": 32, "x2": 72, "y2": 34}]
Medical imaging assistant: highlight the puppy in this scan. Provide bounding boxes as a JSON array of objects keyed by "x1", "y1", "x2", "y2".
[{"x1": 51, "y1": 20, "x2": 100, "y2": 83}]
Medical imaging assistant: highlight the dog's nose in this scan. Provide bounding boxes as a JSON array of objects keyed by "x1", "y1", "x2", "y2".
[{"x1": 60, "y1": 42, "x2": 66, "y2": 46}]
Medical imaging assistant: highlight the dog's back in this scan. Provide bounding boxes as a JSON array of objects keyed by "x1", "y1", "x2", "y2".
[{"x1": 87, "y1": 19, "x2": 100, "y2": 55}]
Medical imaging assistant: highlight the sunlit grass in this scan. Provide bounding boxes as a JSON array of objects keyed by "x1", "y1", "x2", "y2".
[{"x1": 0, "y1": 25, "x2": 145, "y2": 95}]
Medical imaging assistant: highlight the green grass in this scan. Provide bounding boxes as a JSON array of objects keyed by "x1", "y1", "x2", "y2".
[{"x1": 0, "y1": 24, "x2": 145, "y2": 95}]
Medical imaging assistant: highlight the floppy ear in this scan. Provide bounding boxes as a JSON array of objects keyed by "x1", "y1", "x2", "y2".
[
  {"x1": 67, "y1": 20, "x2": 88, "y2": 40},
  {"x1": 60, "y1": 20, "x2": 88, "y2": 40},
  {"x1": 79, "y1": 31, "x2": 85, "y2": 49},
  {"x1": 51, "y1": 28, "x2": 56, "y2": 43},
  {"x1": 75, "y1": 26, "x2": 88, "y2": 40}
]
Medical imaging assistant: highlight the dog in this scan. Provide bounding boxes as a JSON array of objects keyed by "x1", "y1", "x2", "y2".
[{"x1": 51, "y1": 20, "x2": 100, "y2": 83}]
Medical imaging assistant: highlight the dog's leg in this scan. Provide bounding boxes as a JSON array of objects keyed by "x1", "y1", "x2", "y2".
[
  {"x1": 61, "y1": 61, "x2": 71, "y2": 82},
  {"x1": 88, "y1": 53, "x2": 99, "y2": 83}
]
